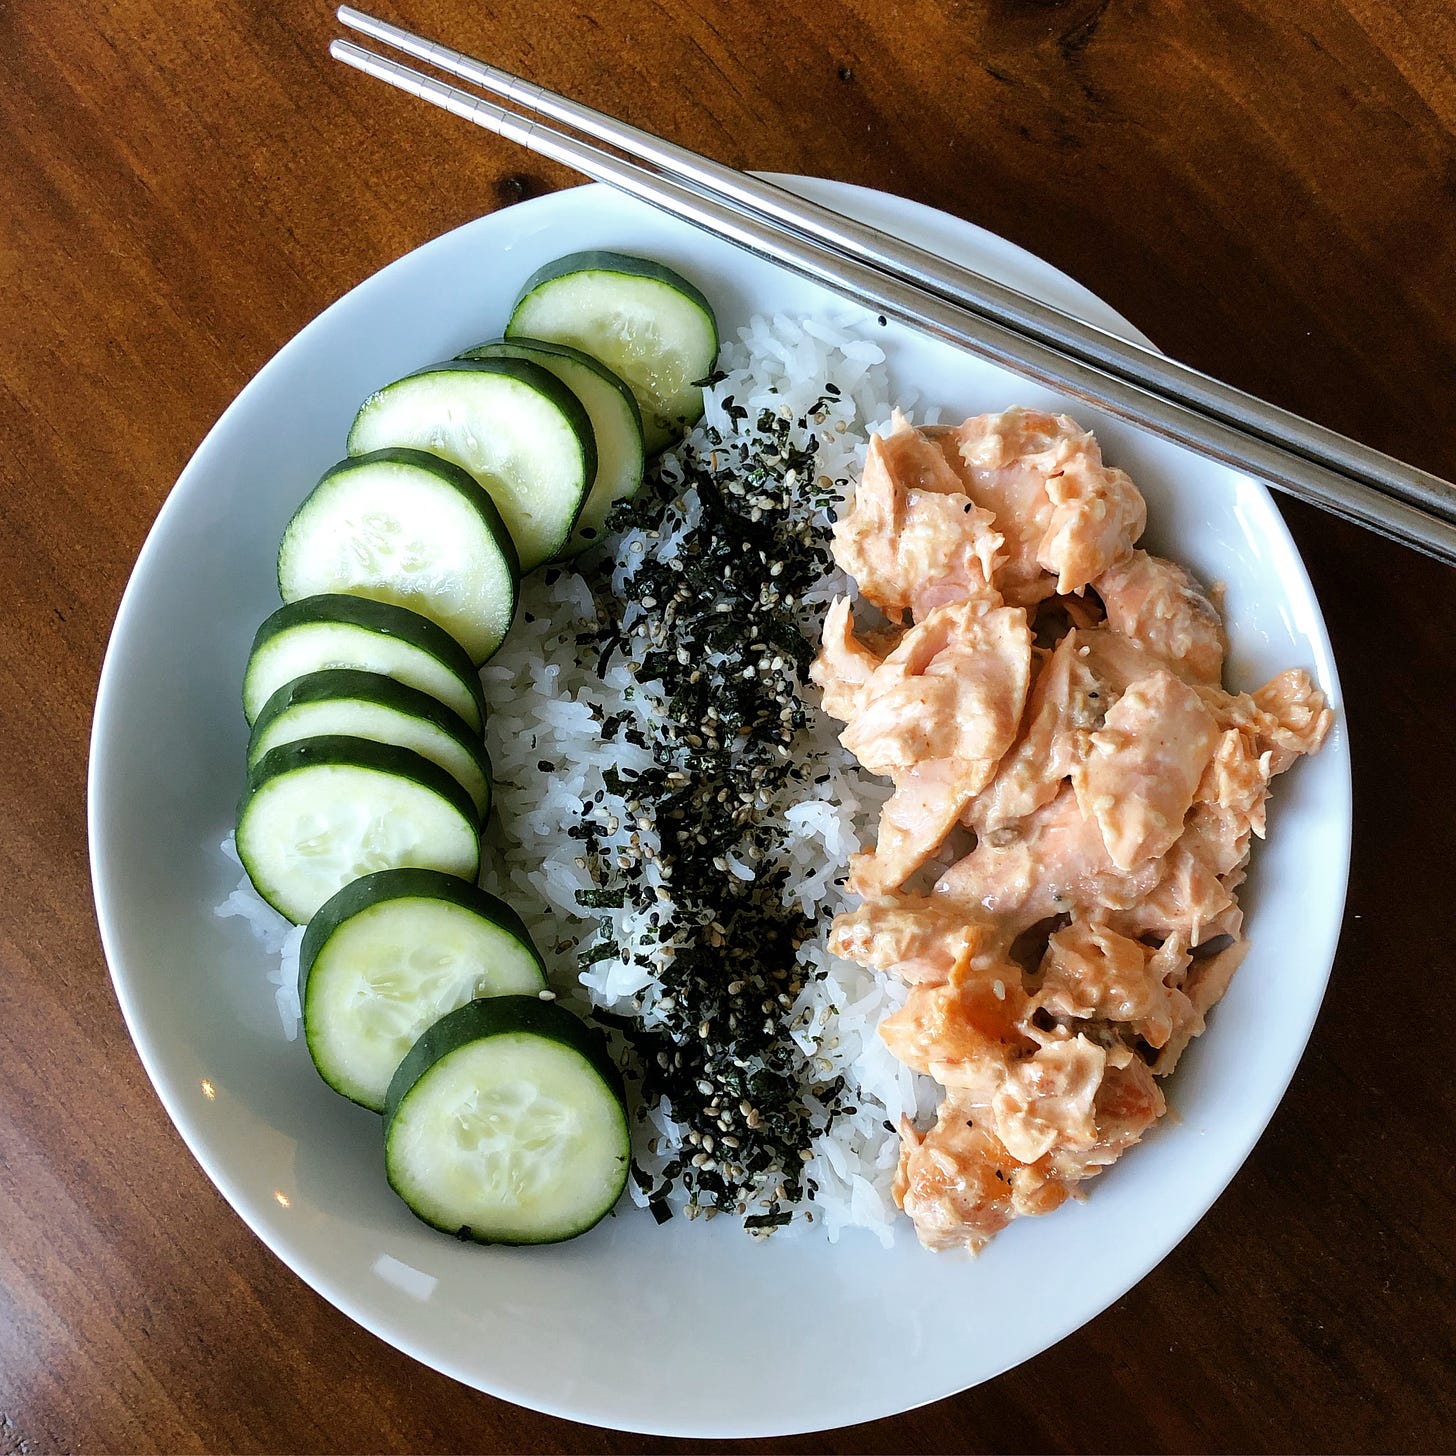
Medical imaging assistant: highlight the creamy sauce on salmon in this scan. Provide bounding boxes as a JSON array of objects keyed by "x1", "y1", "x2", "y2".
[{"x1": 812, "y1": 409, "x2": 1331, "y2": 1253}]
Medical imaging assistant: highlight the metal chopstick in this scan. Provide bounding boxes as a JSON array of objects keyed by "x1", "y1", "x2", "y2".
[
  {"x1": 329, "y1": 34, "x2": 1456, "y2": 568},
  {"x1": 336, "y1": 6, "x2": 1456, "y2": 531}
]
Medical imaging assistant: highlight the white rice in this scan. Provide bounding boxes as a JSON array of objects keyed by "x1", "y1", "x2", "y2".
[
  {"x1": 215, "y1": 831, "x2": 306, "y2": 1040},
  {"x1": 215, "y1": 308, "x2": 938, "y2": 1244}
]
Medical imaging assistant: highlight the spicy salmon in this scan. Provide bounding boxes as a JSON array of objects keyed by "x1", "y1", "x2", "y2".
[{"x1": 816, "y1": 410, "x2": 1330, "y2": 1253}]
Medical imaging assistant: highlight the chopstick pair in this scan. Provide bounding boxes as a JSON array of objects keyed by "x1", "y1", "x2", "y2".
[{"x1": 330, "y1": 7, "x2": 1456, "y2": 568}]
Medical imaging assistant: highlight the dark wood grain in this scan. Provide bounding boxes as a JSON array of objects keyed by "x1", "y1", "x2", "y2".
[{"x1": 3, "y1": 0, "x2": 1454, "y2": 1450}]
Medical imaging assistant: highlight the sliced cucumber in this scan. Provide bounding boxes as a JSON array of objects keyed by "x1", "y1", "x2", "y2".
[
  {"x1": 459, "y1": 338, "x2": 644, "y2": 555},
  {"x1": 236, "y1": 735, "x2": 480, "y2": 925},
  {"x1": 299, "y1": 870, "x2": 547, "y2": 1112},
  {"x1": 248, "y1": 669, "x2": 492, "y2": 823},
  {"x1": 507, "y1": 251, "x2": 719, "y2": 454},
  {"x1": 346, "y1": 359, "x2": 596, "y2": 573},
  {"x1": 278, "y1": 449, "x2": 519, "y2": 667},
  {"x1": 384, "y1": 996, "x2": 629, "y2": 1245},
  {"x1": 242, "y1": 594, "x2": 486, "y2": 734}
]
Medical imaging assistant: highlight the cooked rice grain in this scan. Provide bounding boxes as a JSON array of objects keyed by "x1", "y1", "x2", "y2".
[{"x1": 479, "y1": 311, "x2": 936, "y2": 1243}]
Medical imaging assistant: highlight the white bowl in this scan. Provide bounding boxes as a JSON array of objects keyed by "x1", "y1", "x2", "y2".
[{"x1": 89, "y1": 177, "x2": 1350, "y2": 1438}]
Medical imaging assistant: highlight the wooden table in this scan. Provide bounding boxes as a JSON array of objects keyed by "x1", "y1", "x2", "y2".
[{"x1": 4, "y1": 1, "x2": 1454, "y2": 1450}]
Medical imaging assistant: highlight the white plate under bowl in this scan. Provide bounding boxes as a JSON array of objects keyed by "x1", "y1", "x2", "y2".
[{"x1": 89, "y1": 177, "x2": 1350, "y2": 1438}]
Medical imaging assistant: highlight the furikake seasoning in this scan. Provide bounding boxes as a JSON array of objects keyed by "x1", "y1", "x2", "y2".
[{"x1": 574, "y1": 390, "x2": 853, "y2": 1229}]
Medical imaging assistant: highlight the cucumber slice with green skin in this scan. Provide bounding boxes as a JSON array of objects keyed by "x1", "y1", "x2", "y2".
[
  {"x1": 384, "y1": 996, "x2": 629, "y2": 1245},
  {"x1": 243, "y1": 594, "x2": 486, "y2": 733},
  {"x1": 507, "y1": 251, "x2": 719, "y2": 455},
  {"x1": 459, "y1": 338, "x2": 644, "y2": 556},
  {"x1": 236, "y1": 735, "x2": 480, "y2": 925},
  {"x1": 248, "y1": 669, "x2": 492, "y2": 823},
  {"x1": 299, "y1": 869, "x2": 547, "y2": 1112},
  {"x1": 347, "y1": 359, "x2": 596, "y2": 574},
  {"x1": 277, "y1": 448, "x2": 519, "y2": 668}
]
